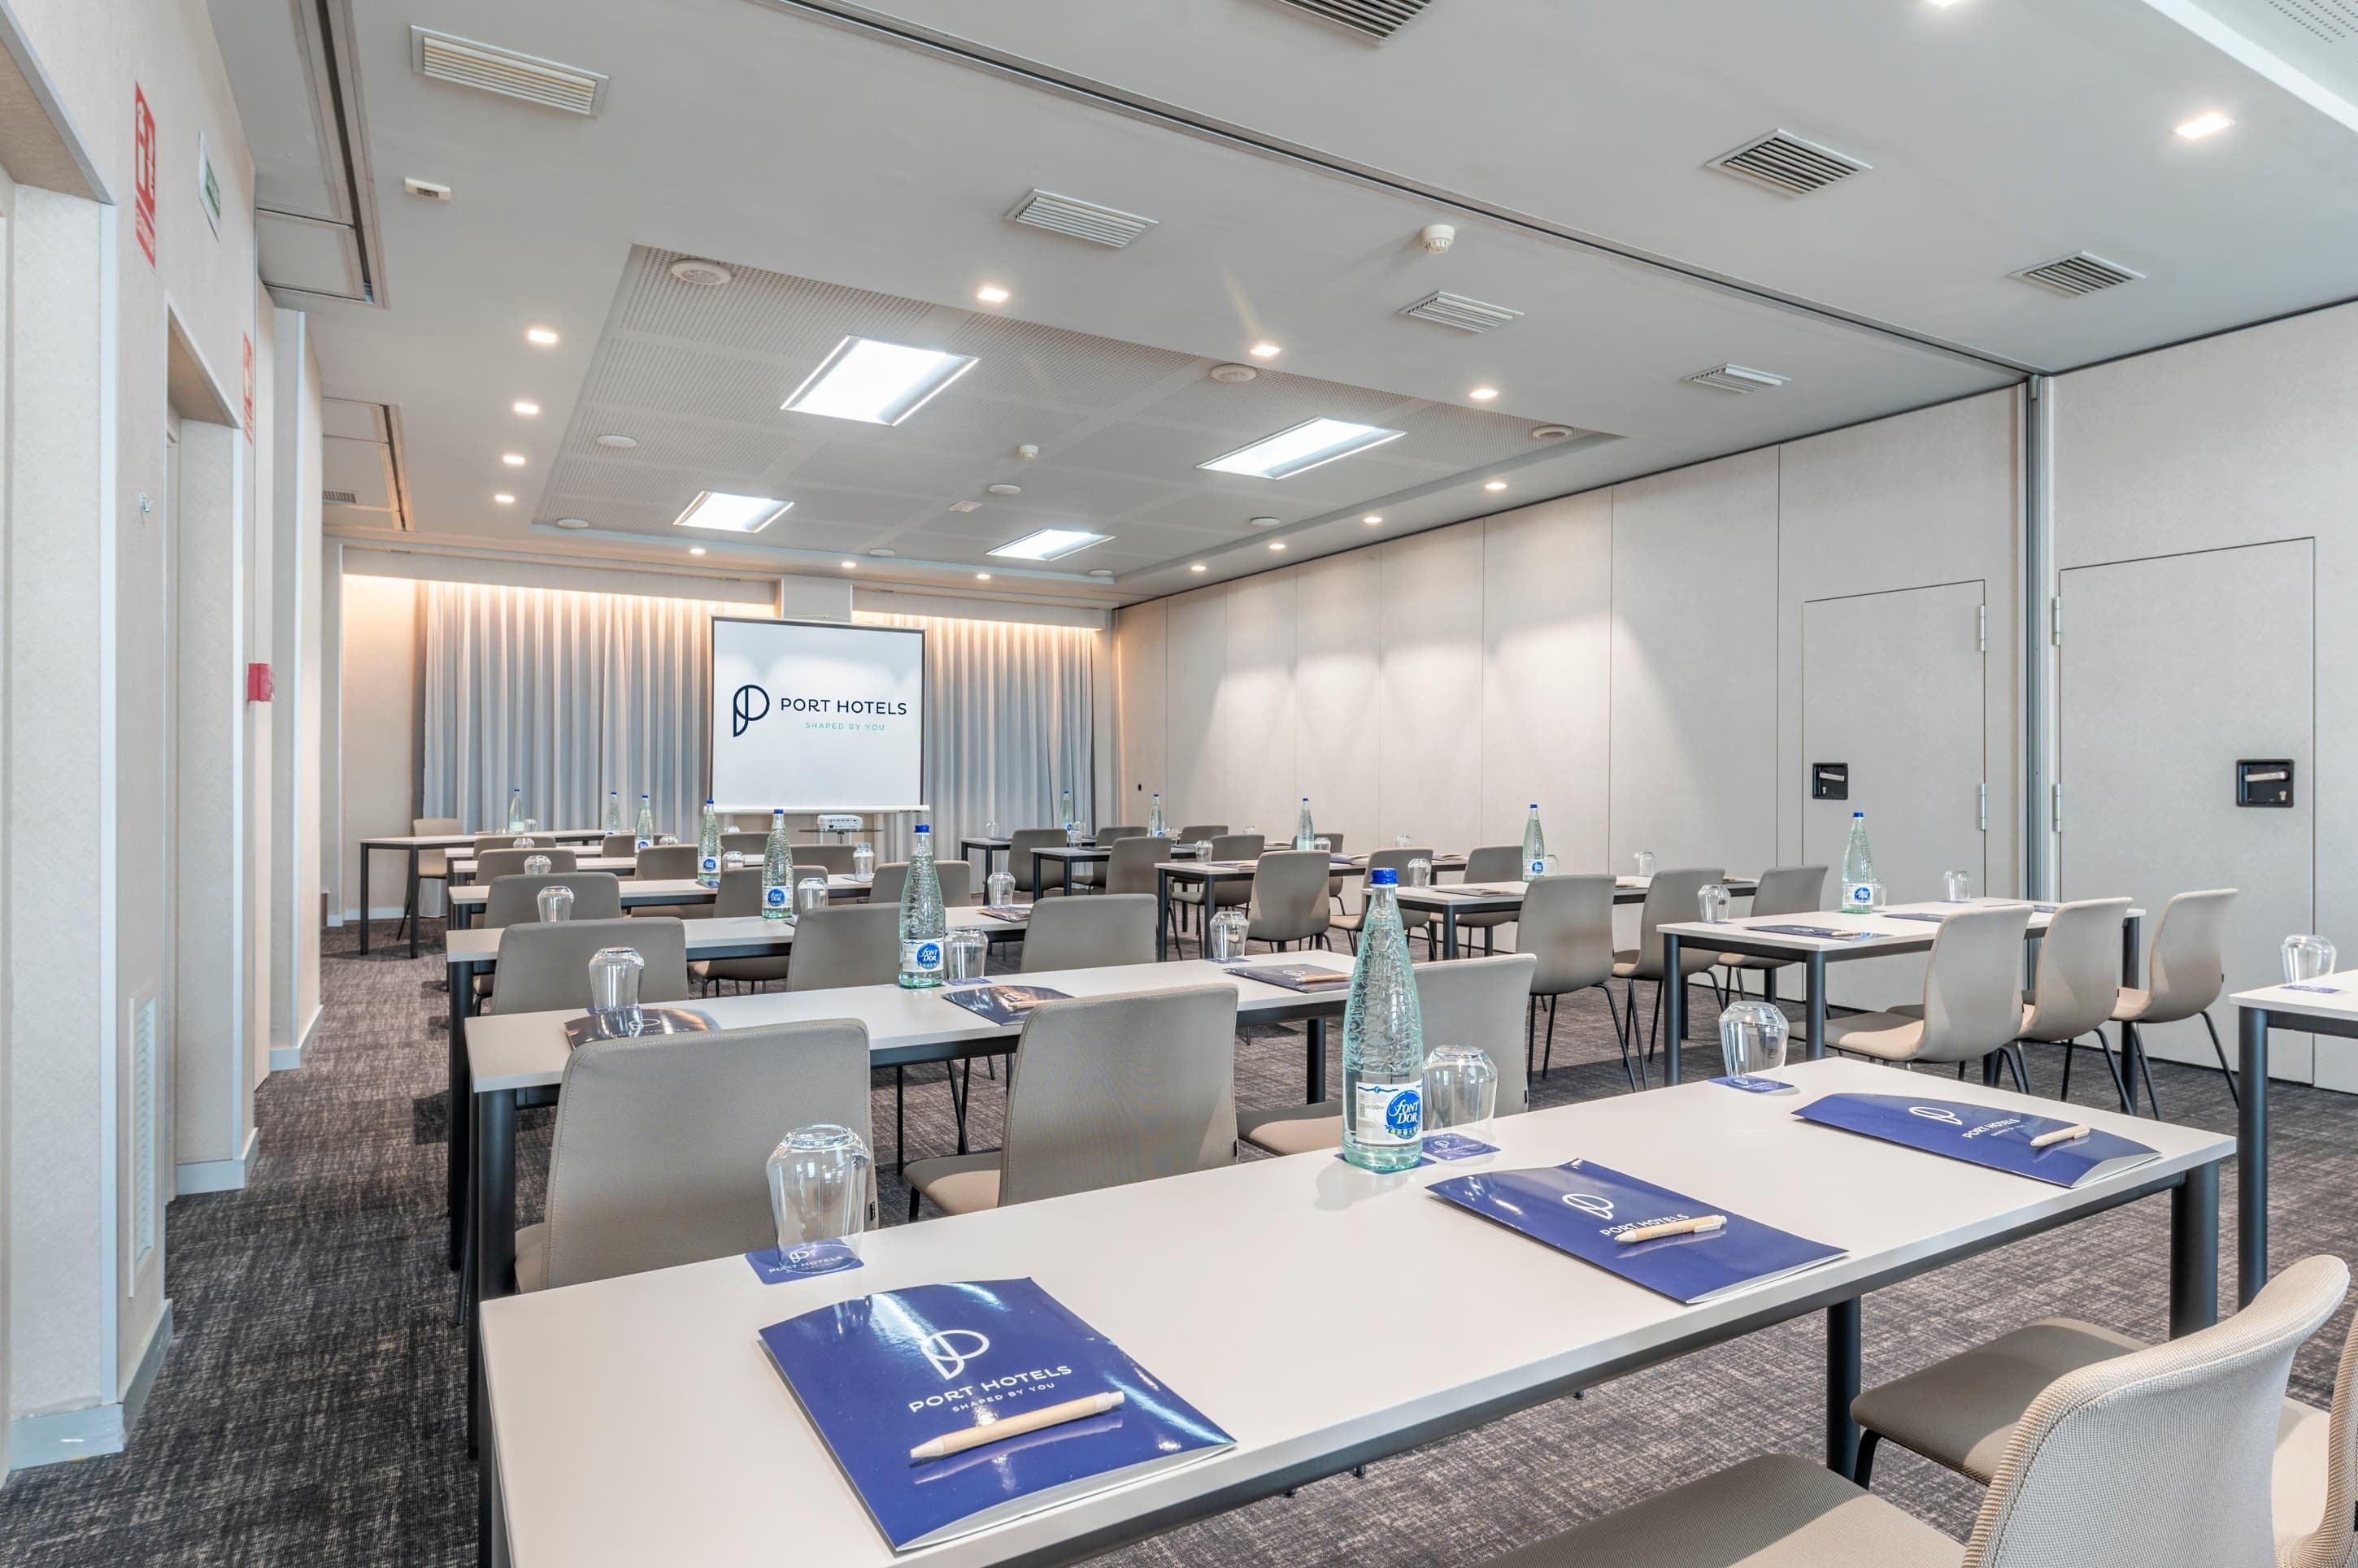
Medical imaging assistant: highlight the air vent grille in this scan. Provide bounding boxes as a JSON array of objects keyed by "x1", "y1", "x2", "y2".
[
  {"x1": 2014, "y1": 252, "x2": 2143, "y2": 297},
  {"x1": 1267, "y1": 0, "x2": 1433, "y2": 39},
  {"x1": 1005, "y1": 189, "x2": 1157, "y2": 249},
  {"x1": 1708, "y1": 130, "x2": 1870, "y2": 196},
  {"x1": 410, "y1": 28, "x2": 608, "y2": 116},
  {"x1": 132, "y1": 992, "x2": 157, "y2": 1268},
  {"x1": 323, "y1": 489, "x2": 360, "y2": 505},
  {"x1": 1399, "y1": 290, "x2": 1524, "y2": 334},
  {"x1": 1686, "y1": 364, "x2": 1790, "y2": 394},
  {"x1": 2268, "y1": 0, "x2": 2358, "y2": 41}
]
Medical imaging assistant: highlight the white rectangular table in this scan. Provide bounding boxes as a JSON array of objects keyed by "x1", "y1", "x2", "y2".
[
  {"x1": 1150, "y1": 853, "x2": 1479, "y2": 961},
  {"x1": 354, "y1": 828, "x2": 606, "y2": 956},
  {"x1": 1397, "y1": 875, "x2": 1761, "y2": 962},
  {"x1": 2230, "y1": 973, "x2": 2358, "y2": 1305},
  {"x1": 477, "y1": 1058, "x2": 2225, "y2": 1568},
  {"x1": 1656, "y1": 900, "x2": 2145, "y2": 1087},
  {"x1": 446, "y1": 853, "x2": 639, "y2": 884},
  {"x1": 446, "y1": 874, "x2": 873, "y2": 930}
]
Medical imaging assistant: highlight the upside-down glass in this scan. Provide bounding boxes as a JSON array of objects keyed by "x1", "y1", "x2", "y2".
[
  {"x1": 1209, "y1": 906, "x2": 1249, "y2": 962},
  {"x1": 724, "y1": 849, "x2": 746, "y2": 871},
  {"x1": 1423, "y1": 1045, "x2": 1499, "y2": 1141},
  {"x1": 511, "y1": 835, "x2": 534, "y2": 850},
  {"x1": 525, "y1": 819, "x2": 541, "y2": 833},
  {"x1": 586, "y1": 947, "x2": 645, "y2": 1037},
  {"x1": 2284, "y1": 934, "x2": 2338, "y2": 984},
  {"x1": 1395, "y1": 834, "x2": 1413, "y2": 850},
  {"x1": 1064, "y1": 822, "x2": 1085, "y2": 848},
  {"x1": 1719, "y1": 1001, "x2": 1790, "y2": 1078},
  {"x1": 1243, "y1": 823, "x2": 1260, "y2": 838},
  {"x1": 1405, "y1": 858, "x2": 1434, "y2": 888},
  {"x1": 851, "y1": 843, "x2": 875, "y2": 880},
  {"x1": 536, "y1": 884, "x2": 573, "y2": 923},
  {"x1": 1697, "y1": 884, "x2": 1731, "y2": 923},
  {"x1": 1313, "y1": 836, "x2": 1332, "y2": 854},
  {"x1": 765, "y1": 1123, "x2": 871, "y2": 1270},
  {"x1": 945, "y1": 927, "x2": 987, "y2": 983},
  {"x1": 659, "y1": 834, "x2": 679, "y2": 846},
  {"x1": 1634, "y1": 850, "x2": 1657, "y2": 878},
  {"x1": 986, "y1": 869, "x2": 1015, "y2": 907},
  {"x1": 1192, "y1": 839, "x2": 1215, "y2": 862},
  {"x1": 984, "y1": 820, "x2": 1000, "y2": 840},
  {"x1": 794, "y1": 875, "x2": 829, "y2": 916},
  {"x1": 1944, "y1": 870, "x2": 1973, "y2": 903},
  {"x1": 524, "y1": 853, "x2": 552, "y2": 876}
]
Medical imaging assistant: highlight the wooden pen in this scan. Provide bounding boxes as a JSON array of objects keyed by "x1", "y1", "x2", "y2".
[
  {"x1": 2029, "y1": 1123, "x2": 2090, "y2": 1149},
  {"x1": 909, "y1": 1391, "x2": 1126, "y2": 1462},
  {"x1": 1616, "y1": 1214, "x2": 1726, "y2": 1244}
]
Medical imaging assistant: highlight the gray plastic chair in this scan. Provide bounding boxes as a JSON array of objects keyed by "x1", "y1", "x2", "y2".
[
  {"x1": 2016, "y1": 897, "x2": 2133, "y2": 1110},
  {"x1": 693, "y1": 868, "x2": 790, "y2": 992},
  {"x1": 597, "y1": 832, "x2": 634, "y2": 858},
  {"x1": 1240, "y1": 953, "x2": 1537, "y2": 1157},
  {"x1": 1517, "y1": 874, "x2": 1634, "y2": 1089},
  {"x1": 1171, "y1": 834, "x2": 1264, "y2": 949},
  {"x1": 2112, "y1": 888, "x2": 2239, "y2": 1112},
  {"x1": 1101, "y1": 836, "x2": 1172, "y2": 897},
  {"x1": 1247, "y1": 849, "x2": 1333, "y2": 951},
  {"x1": 790, "y1": 843, "x2": 856, "y2": 875},
  {"x1": 1333, "y1": 849, "x2": 1436, "y2": 955},
  {"x1": 1449, "y1": 846, "x2": 1528, "y2": 952},
  {"x1": 1068, "y1": 825, "x2": 1146, "y2": 889},
  {"x1": 1007, "y1": 828, "x2": 1067, "y2": 897},
  {"x1": 473, "y1": 832, "x2": 556, "y2": 857},
  {"x1": 633, "y1": 843, "x2": 699, "y2": 880},
  {"x1": 1718, "y1": 865, "x2": 1829, "y2": 998},
  {"x1": 1173, "y1": 823, "x2": 1227, "y2": 842},
  {"x1": 514, "y1": 1019, "x2": 872, "y2": 1292},
  {"x1": 870, "y1": 859, "x2": 971, "y2": 907},
  {"x1": 476, "y1": 846, "x2": 579, "y2": 882},
  {"x1": 904, "y1": 985, "x2": 1239, "y2": 1217},
  {"x1": 785, "y1": 903, "x2": 901, "y2": 992},
  {"x1": 399, "y1": 815, "x2": 463, "y2": 942},
  {"x1": 1611, "y1": 867, "x2": 1725, "y2": 1067},
  {"x1": 484, "y1": 871, "x2": 621, "y2": 929},
  {"x1": 1477, "y1": 1254, "x2": 2348, "y2": 1568},
  {"x1": 486, "y1": 917, "x2": 692, "y2": 1018},
  {"x1": 1020, "y1": 895, "x2": 1156, "y2": 973},
  {"x1": 718, "y1": 832, "x2": 770, "y2": 855},
  {"x1": 1319, "y1": 832, "x2": 1350, "y2": 905},
  {"x1": 1823, "y1": 903, "x2": 2033, "y2": 1082}
]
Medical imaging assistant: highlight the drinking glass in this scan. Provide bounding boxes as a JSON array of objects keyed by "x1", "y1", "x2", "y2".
[
  {"x1": 586, "y1": 947, "x2": 645, "y2": 1037},
  {"x1": 511, "y1": 835, "x2": 534, "y2": 850},
  {"x1": 1422, "y1": 1045, "x2": 1499, "y2": 1140},
  {"x1": 1395, "y1": 834, "x2": 1413, "y2": 850},
  {"x1": 851, "y1": 843, "x2": 875, "y2": 880},
  {"x1": 984, "y1": 820, "x2": 1001, "y2": 840},
  {"x1": 1192, "y1": 839, "x2": 1215, "y2": 862},
  {"x1": 765, "y1": 1123, "x2": 872, "y2": 1270},
  {"x1": 525, "y1": 819, "x2": 540, "y2": 833},
  {"x1": 794, "y1": 875, "x2": 829, "y2": 916},
  {"x1": 986, "y1": 869, "x2": 1015, "y2": 907},
  {"x1": 536, "y1": 884, "x2": 573, "y2": 923},
  {"x1": 1064, "y1": 822, "x2": 1085, "y2": 848},
  {"x1": 724, "y1": 849, "x2": 746, "y2": 871},
  {"x1": 1944, "y1": 870, "x2": 1973, "y2": 903},
  {"x1": 945, "y1": 927, "x2": 987, "y2": 983},
  {"x1": 1541, "y1": 853, "x2": 1561, "y2": 875},
  {"x1": 1719, "y1": 1001, "x2": 1790, "y2": 1078},
  {"x1": 1209, "y1": 907, "x2": 1249, "y2": 962},
  {"x1": 1697, "y1": 884, "x2": 1731, "y2": 923},
  {"x1": 2284, "y1": 934, "x2": 2338, "y2": 984},
  {"x1": 659, "y1": 834, "x2": 679, "y2": 846},
  {"x1": 524, "y1": 853, "x2": 552, "y2": 876},
  {"x1": 1634, "y1": 850, "x2": 1657, "y2": 878},
  {"x1": 1313, "y1": 836, "x2": 1332, "y2": 853},
  {"x1": 1243, "y1": 823, "x2": 1260, "y2": 838},
  {"x1": 1405, "y1": 858, "x2": 1434, "y2": 888}
]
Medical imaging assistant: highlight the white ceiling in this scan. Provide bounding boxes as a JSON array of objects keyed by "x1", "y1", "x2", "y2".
[{"x1": 224, "y1": 0, "x2": 2358, "y2": 603}]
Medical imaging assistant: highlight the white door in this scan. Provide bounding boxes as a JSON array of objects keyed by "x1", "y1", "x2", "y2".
[
  {"x1": 2059, "y1": 541, "x2": 2316, "y2": 1081},
  {"x1": 1802, "y1": 580, "x2": 1988, "y2": 1009}
]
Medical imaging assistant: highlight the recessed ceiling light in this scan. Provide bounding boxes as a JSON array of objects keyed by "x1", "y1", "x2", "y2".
[
  {"x1": 1485, "y1": 480, "x2": 1508, "y2": 492},
  {"x1": 868, "y1": 548, "x2": 897, "y2": 558},
  {"x1": 1532, "y1": 424, "x2": 1576, "y2": 441},
  {"x1": 1363, "y1": 514, "x2": 1383, "y2": 525},
  {"x1": 976, "y1": 572, "x2": 992, "y2": 581},
  {"x1": 594, "y1": 433, "x2": 637, "y2": 449},
  {"x1": 502, "y1": 452, "x2": 526, "y2": 467},
  {"x1": 492, "y1": 493, "x2": 516, "y2": 505},
  {"x1": 1087, "y1": 568, "x2": 1114, "y2": 578},
  {"x1": 1469, "y1": 386, "x2": 1499, "y2": 402},
  {"x1": 1200, "y1": 418, "x2": 1406, "y2": 480},
  {"x1": 989, "y1": 528, "x2": 1108, "y2": 562},
  {"x1": 525, "y1": 327, "x2": 559, "y2": 346},
  {"x1": 782, "y1": 336, "x2": 979, "y2": 426},
  {"x1": 1268, "y1": 541, "x2": 1286, "y2": 552},
  {"x1": 1925, "y1": 0, "x2": 1966, "y2": 7},
  {"x1": 1248, "y1": 342, "x2": 1281, "y2": 358},
  {"x1": 2176, "y1": 111, "x2": 2234, "y2": 140},
  {"x1": 976, "y1": 284, "x2": 1011, "y2": 304},
  {"x1": 1190, "y1": 562, "x2": 1207, "y2": 572},
  {"x1": 672, "y1": 491, "x2": 792, "y2": 533},
  {"x1": 554, "y1": 516, "x2": 590, "y2": 529},
  {"x1": 987, "y1": 483, "x2": 1023, "y2": 496},
  {"x1": 512, "y1": 400, "x2": 541, "y2": 416},
  {"x1": 1249, "y1": 516, "x2": 1281, "y2": 528},
  {"x1": 688, "y1": 546, "x2": 707, "y2": 555},
  {"x1": 840, "y1": 560, "x2": 857, "y2": 570}
]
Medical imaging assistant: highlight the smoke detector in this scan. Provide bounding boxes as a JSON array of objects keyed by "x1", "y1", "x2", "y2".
[
  {"x1": 667, "y1": 258, "x2": 733, "y2": 287},
  {"x1": 1531, "y1": 424, "x2": 1576, "y2": 441},
  {"x1": 1419, "y1": 223, "x2": 1456, "y2": 254},
  {"x1": 1016, "y1": 444, "x2": 1040, "y2": 460},
  {"x1": 594, "y1": 432, "x2": 637, "y2": 449},
  {"x1": 553, "y1": 517, "x2": 590, "y2": 529},
  {"x1": 987, "y1": 483, "x2": 1023, "y2": 496},
  {"x1": 1208, "y1": 363, "x2": 1259, "y2": 384}
]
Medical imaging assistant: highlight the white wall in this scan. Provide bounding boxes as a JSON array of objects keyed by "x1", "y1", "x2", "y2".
[
  {"x1": 336, "y1": 573, "x2": 418, "y2": 922},
  {"x1": 1112, "y1": 392, "x2": 2025, "y2": 923},
  {"x1": 269, "y1": 309, "x2": 324, "y2": 1065}
]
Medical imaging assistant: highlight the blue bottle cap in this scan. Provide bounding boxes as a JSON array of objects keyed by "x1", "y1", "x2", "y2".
[
  {"x1": 1369, "y1": 867, "x2": 1398, "y2": 886},
  {"x1": 914, "y1": 823, "x2": 929, "y2": 835}
]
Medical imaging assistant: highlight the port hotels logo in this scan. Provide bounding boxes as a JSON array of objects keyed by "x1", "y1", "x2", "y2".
[
  {"x1": 920, "y1": 1329, "x2": 991, "y2": 1381},
  {"x1": 1561, "y1": 1192, "x2": 1616, "y2": 1219},
  {"x1": 1908, "y1": 1106, "x2": 1965, "y2": 1127}
]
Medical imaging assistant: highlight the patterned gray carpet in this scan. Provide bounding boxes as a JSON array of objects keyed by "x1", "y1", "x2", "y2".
[{"x1": 1, "y1": 918, "x2": 2350, "y2": 1565}]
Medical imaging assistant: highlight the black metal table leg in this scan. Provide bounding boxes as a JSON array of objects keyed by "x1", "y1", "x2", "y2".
[
  {"x1": 1443, "y1": 904, "x2": 1460, "y2": 961},
  {"x1": 468, "y1": 1084, "x2": 517, "y2": 1456},
  {"x1": 1662, "y1": 933, "x2": 1686, "y2": 1084},
  {"x1": 409, "y1": 848, "x2": 423, "y2": 958},
  {"x1": 359, "y1": 846, "x2": 373, "y2": 955},
  {"x1": 2239, "y1": 1006, "x2": 2269, "y2": 1306},
  {"x1": 447, "y1": 957, "x2": 475, "y2": 1268},
  {"x1": 1306, "y1": 1016, "x2": 1326, "y2": 1103},
  {"x1": 2119, "y1": 914, "x2": 2143, "y2": 1111},
  {"x1": 2171, "y1": 1162, "x2": 2220, "y2": 1336},
  {"x1": 1825, "y1": 1297, "x2": 1862, "y2": 1476},
  {"x1": 1156, "y1": 867, "x2": 1172, "y2": 962},
  {"x1": 1805, "y1": 952, "x2": 1828, "y2": 1059}
]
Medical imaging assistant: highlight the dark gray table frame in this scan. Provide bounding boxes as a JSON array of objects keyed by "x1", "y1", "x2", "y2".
[
  {"x1": 2234, "y1": 1002, "x2": 2357, "y2": 1306},
  {"x1": 355, "y1": 831, "x2": 603, "y2": 958},
  {"x1": 960, "y1": 836, "x2": 1011, "y2": 886}
]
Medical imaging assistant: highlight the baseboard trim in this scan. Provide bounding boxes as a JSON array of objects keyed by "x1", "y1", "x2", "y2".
[
  {"x1": 270, "y1": 1005, "x2": 324, "y2": 1071},
  {"x1": 339, "y1": 905, "x2": 412, "y2": 923},
  {"x1": 7, "y1": 1303, "x2": 172, "y2": 1470},
  {"x1": 175, "y1": 1126, "x2": 259, "y2": 1196}
]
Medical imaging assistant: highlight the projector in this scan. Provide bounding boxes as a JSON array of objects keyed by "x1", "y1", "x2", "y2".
[{"x1": 817, "y1": 814, "x2": 864, "y2": 833}]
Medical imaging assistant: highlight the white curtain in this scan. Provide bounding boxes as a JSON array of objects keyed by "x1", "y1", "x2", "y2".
[
  {"x1": 421, "y1": 581, "x2": 742, "y2": 840},
  {"x1": 856, "y1": 612, "x2": 1096, "y2": 855}
]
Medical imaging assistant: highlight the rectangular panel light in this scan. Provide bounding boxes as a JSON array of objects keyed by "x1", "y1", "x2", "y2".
[
  {"x1": 673, "y1": 491, "x2": 792, "y2": 533},
  {"x1": 987, "y1": 528, "x2": 1109, "y2": 562},
  {"x1": 781, "y1": 336, "x2": 979, "y2": 426},
  {"x1": 1199, "y1": 417, "x2": 1405, "y2": 479}
]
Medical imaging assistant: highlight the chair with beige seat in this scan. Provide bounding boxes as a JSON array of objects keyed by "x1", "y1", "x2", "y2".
[
  {"x1": 869, "y1": 858, "x2": 972, "y2": 906},
  {"x1": 1067, "y1": 824, "x2": 1146, "y2": 890},
  {"x1": 400, "y1": 815, "x2": 462, "y2": 944},
  {"x1": 903, "y1": 985, "x2": 1239, "y2": 1218},
  {"x1": 486, "y1": 916, "x2": 692, "y2": 1018},
  {"x1": 719, "y1": 831, "x2": 769, "y2": 857},
  {"x1": 599, "y1": 832, "x2": 637, "y2": 858},
  {"x1": 1172, "y1": 823, "x2": 1226, "y2": 842},
  {"x1": 1019, "y1": 894, "x2": 1156, "y2": 972},
  {"x1": 1821, "y1": 902, "x2": 2032, "y2": 1084},
  {"x1": 484, "y1": 872, "x2": 621, "y2": 929},
  {"x1": 1447, "y1": 845, "x2": 1527, "y2": 955},
  {"x1": 1516, "y1": 875, "x2": 1634, "y2": 1090},
  {"x1": 1099, "y1": 835, "x2": 1172, "y2": 897},
  {"x1": 1716, "y1": 865, "x2": 1828, "y2": 1000},
  {"x1": 786, "y1": 902, "x2": 931, "y2": 1166},
  {"x1": 1238, "y1": 953, "x2": 1535, "y2": 1157},
  {"x1": 691, "y1": 868, "x2": 790, "y2": 995},
  {"x1": 2112, "y1": 887, "x2": 2239, "y2": 1112},
  {"x1": 1613, "y1": 867, "x2": 1725, "y2": 1071},
  {"x1": 1007, "y1": 828, "x2": 1068, "y2": 899},
  {"x1": 1474, "y1": 1253, "x2": 2348, "y2": 1568},
  {"x1": 475, "y1": 846, "x2": 578, "y2": 882},
  {"x1": 2015, "y1": 897, "x2": 2134, "y2": 1110},
  {"x1": 1332, "y1": 849, "x2": 1437, "y2": 957},
  {"x1": 1246, "y1": 849, "x2": 1333, "y2": 953},
  {"x1": 514, "y1": 1019, "x2": 872, "y2": 1292},
  {"x1": 1170, "y1": 833, "x2": 1264, "y2": 953},
  {"x1": 633, "y1": 843, "x2": 699, "y2": 880}
]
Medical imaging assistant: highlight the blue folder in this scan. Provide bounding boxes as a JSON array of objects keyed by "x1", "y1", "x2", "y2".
[
  {"x1": 1794, "y1": 1093, "x2": 2158, "y2": 1188},
  {"x1": 1228, "y1": 964, "x2": 1352, "y2": 993},
  {"x1": 1425, "y1": 1160, "x2": 1845, "y2": 1305},
  {"x1": 938, "y1": 984, "x2": 1068, "y2": 1026},
  {"x1": 758, "y1": 1278, "x2": 1232, "y2": 1551}
]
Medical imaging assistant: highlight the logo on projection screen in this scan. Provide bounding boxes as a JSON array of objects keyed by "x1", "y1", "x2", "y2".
[{"x1": 732, "y1": 684, "x2": 911, "y2": 738}]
